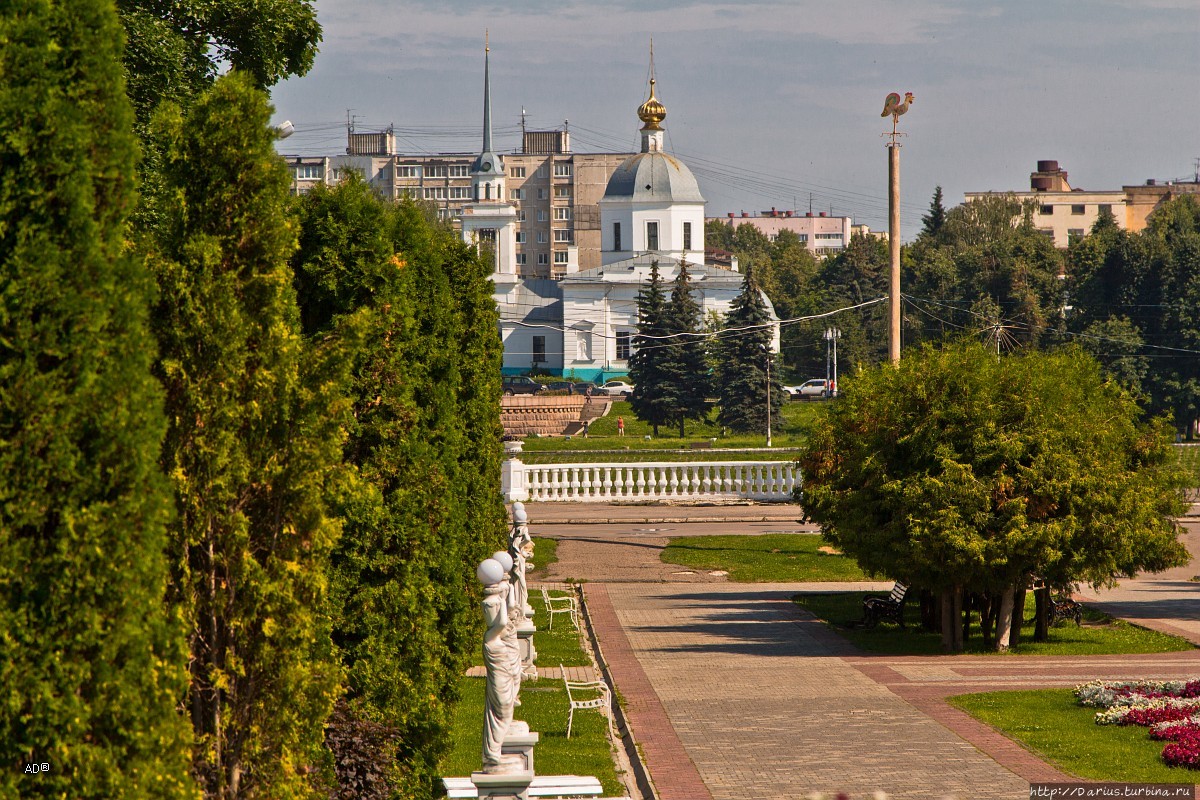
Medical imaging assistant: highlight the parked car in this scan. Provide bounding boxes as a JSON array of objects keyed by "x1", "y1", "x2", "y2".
[
  {"x1": 572, "y1": 382, "x2": 600, "y2": 396},
  {"x1": 791, "y1": 378, "x2": 832, "y2": 400},
  {"x1": 502, "y1": 376, "x2": 547, "y2": 395},
  {"x1": 545, "y1": 381, "x2": 575, "y2": 394},
  {"x1": 601, "y1": 380, "x2": 635, "y2": 398}
]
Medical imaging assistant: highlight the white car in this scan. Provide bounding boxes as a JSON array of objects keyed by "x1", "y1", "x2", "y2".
[
  {"x1": 789, "y1": 379, "x2": 832, "y2": 400},
  {"x1": 601, "y1": 380, "x2": 635, "y2": 398}
]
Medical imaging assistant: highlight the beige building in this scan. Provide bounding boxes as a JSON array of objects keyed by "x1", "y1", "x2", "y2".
[
  {"x1": 285, "y1": 128, "x2": 634, "y2": 278},
  {"x1": 965, "y1": 160, "x2": 1200, "y2": 248}
]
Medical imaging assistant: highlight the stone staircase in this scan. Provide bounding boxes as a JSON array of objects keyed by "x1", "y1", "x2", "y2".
[{"x1": 501, "y1": 395, "x2": 612, "y2": 438}]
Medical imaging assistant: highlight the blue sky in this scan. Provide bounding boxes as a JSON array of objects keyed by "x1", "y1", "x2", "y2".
[{"x1": 271, "y1": 0, "x2": 1200, "y2": 240}]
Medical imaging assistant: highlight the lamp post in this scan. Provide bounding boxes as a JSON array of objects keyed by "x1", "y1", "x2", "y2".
[
  {"x1": 763, "y1": 344, "x2": 773, "y2": 449},
  {"x1": 824, "y1": 327, "x2": 841, "y2": 396}
]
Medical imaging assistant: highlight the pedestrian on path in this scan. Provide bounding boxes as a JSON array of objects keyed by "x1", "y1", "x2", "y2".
[{"x1": 617, "y1": 416, "x2": 625, "y2": 436}]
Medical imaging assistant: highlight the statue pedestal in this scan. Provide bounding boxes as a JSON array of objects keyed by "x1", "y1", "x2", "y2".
[
  {"x1": 516, "y1": 620, "x2": 537, "y2": 680},
  {"x1": 470, "y1": 768, "x2": 534, "y2": 800},
  {"x1": 502, "y1": 729, "x2": 539, "y2": 774}
]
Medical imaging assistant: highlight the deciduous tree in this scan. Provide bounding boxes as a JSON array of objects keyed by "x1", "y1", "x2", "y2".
[{"x1": 801, "y1": 341, "x2": 1188, "y2": 652}]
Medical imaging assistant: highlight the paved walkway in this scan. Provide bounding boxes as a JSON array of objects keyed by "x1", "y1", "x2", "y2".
[{"x1": 528, "y1": 506, "x2": 1200, "y2": 800}]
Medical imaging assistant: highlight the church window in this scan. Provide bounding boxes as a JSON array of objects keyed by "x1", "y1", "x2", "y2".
[
  {"x1": 646, "y1": 221, "x2": 660, "y2": 251},
  {"x1": 683, "y1": 221, "x2": 692, "y2": 251},
  {"x1": 613, "y1": 222, "x2": 622, "y2": 251},
  {"x1": 532, "y1": 336, "x2": 547, "y2": 364},
  {"x1": 616, "y1": 331, "x2": 631, "y2": 360}
]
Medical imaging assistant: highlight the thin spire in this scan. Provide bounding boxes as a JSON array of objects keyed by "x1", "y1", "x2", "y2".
[{"x1": 482, "y1": 31, "x2": 492, "y2": 155}]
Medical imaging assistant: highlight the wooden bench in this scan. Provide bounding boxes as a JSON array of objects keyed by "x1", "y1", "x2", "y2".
[
  {"x1": 443, "y1": 774, "x2": 606, "y2": 798},
  {"x1": 689, "y1": 441, "x2": 713, "y2": 449},
  {"x1": 862, "y1": 581, "x2": 908, "y2": 628}
]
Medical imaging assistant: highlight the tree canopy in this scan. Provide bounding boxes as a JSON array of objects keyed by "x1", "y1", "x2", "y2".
[{"x1": 800, "y1": 341, "x2": 1189, "y2": 649}]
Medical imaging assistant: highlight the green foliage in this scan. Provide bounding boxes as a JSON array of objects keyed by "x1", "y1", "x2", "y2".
[
  {"x1": 0, "y1": 1, "x2": 196, "y2": 796},
  {"x1": 800, "y1": 341, "x2": 1188, "y2": 598},
  {"x1": 660, "y1": 262, "x2": 713, "y2": 437},
  {"x1": 660, "y1": 535, "x2": 868, "y2": 582},
  {"x1": 950, "y1": 689, "x2": 1198, "y2": 783},
  {"x1": 148, "y1": 73, "x2": 341, "y2": 798},
  {"x1": 716, "y1": 267, "x2": 786, "y2": 432},
  {"x1": 628, "y1": 260, "x2": 673, "y2": 436},
  {"x1": 292, "y1": 177, "x2": 505, "y2": 799},
  {"x1": 921, "y1": 185, "x2": 947, "y2": 241}
]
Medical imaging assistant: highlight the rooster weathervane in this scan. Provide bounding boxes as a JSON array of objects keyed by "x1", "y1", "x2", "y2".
[{"x1": 881, "y1": 91, "x2": 914, "y2": 142}]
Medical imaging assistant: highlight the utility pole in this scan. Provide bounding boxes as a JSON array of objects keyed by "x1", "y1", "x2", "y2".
[
  {"x1": 882, "y1": 92, "x2": 912, "y2": 364},
  {"x1": 824, "y1": 327, "x2": 841, "y2": 396}
]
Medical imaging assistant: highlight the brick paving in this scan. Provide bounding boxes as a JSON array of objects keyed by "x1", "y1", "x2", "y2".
[{"x1": 524, "y1": 509, "x2": 1200, "y2": 799}]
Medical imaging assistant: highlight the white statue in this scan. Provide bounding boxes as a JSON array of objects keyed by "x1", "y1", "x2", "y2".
[
  {"x1": 510, "y1": 503, "x2": 534, "y2": 617},
  {"x1": 477, "y1": 559, "x2": 521, "y2": 772}
]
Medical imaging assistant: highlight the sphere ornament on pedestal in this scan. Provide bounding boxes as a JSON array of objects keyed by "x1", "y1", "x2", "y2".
[
  {"x1": 492, "y1": 551, "x2": 514, "y2": 572},
  {"x1": 477, "y1": 559, "x2": 505, "y2": 586}
]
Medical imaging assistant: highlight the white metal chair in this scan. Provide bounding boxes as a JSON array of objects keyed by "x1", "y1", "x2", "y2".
[
  {"x1": 560, "y1": 664, "x2": 611, "y2": 739},
  {"x1": 540, "y1": 585, "x2": 579, "y2": 631}
]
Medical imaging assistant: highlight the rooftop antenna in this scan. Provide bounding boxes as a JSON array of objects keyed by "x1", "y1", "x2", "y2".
[
  {"x1": 346, "y1": 108, "x2": 355, "y2": 134},
  {"x1": 1194, "y1": 157, "x2": 1199, "y2": 183},
  {"x1": 521, "y1": 107, "x2": 527, "y2": 139}
]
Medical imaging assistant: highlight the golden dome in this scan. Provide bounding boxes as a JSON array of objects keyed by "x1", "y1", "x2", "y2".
[{"x1": 637, "y1": 78, "x2": 666, "y2": 131}]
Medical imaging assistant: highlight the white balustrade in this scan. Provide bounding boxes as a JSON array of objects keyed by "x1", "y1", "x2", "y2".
[{"x1": 510, "y1": 460, "x2": 799, "y2": 502}]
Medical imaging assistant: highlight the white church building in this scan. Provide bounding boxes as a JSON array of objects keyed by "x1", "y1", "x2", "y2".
[{"x1": 462, "y1": 47, "x2": 779, "y2": 382}]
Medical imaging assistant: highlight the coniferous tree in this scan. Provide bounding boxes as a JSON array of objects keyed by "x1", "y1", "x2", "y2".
[
  {"x1": 148, "y1": 73, "x2": 341, "y2": 798},
  {"x1": 661, "y1": 261, "x2": 712, "y2": 437},
  {"x1": 628, "y1": 261, "x2": 674, "y2": 436},
  {"x1": 0, "y1": 1, "x2": 194, "y2": 796},
  {"x1": 293, "y1": 178, "x2": 504, "y2": 800},
  {"x1": 921, "y1": 185, "x2": 947, "y2": 241},
  {"x1": 717, "y1": 267, "x2": 785, "y2": 434}
]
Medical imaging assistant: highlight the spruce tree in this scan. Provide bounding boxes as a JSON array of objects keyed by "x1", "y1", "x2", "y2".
[
  {"x1": 0, "y1": 1, "x2": 194, "y2": 797},
  {"x1": 628, "y1": 261, "x2": 673, "y2": 436},
  {"x1": 148, "y1": 73, "x2": 341, "y2": 798},
  {"x1": 921, "y1": 185, "x2": 947, "y2": 241},
  {"x1": 716, "y1": 267, "x2": 785, "y2": 434},
  {"x1": 661, "y1": 261, "x2": 712, "y2": 437}
]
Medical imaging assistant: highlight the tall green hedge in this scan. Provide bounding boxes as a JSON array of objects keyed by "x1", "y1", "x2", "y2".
[
  {"x1": 0, "y1": 0, "x2": 195, "y2": 796},
  {"x1": 293, "y1": 178, "x2": 504, "y2": 800},
  {"x1": 147, "y1": 73, "x2": 342, "y2": 798}
]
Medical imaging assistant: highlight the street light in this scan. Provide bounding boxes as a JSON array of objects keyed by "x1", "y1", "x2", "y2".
[
  {"x1": 823, "y1": 328, "x2": 841, "y2": 397},
  {"x1": 763, "y1": 343, "x2": 773, "y2": 448}
]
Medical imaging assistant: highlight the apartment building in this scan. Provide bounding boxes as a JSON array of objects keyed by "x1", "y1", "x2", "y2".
[
  {"x1": 709, "y1": 209, "x2": 860, "y2": 256},
  {"x1": 285, "y1": 128, "x2": 634, "y2": 278},
  {"x1": 965, "y1": 160, "x2": 1200, "y2": 248}
]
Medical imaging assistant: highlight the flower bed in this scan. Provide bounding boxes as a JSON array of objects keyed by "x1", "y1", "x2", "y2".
[{"x1": 1075, "y1": 679, "x2": 1200, "y2": 769}]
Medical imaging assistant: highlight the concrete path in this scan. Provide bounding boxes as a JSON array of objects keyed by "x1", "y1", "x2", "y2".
[{"x1": 528, "y1": 506, "x2": 1200, "y2": 800}]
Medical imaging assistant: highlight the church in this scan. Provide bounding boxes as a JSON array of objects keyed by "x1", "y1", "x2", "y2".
[{"x1": 461, "y1": 45, "x2": 779, "y2": 383}]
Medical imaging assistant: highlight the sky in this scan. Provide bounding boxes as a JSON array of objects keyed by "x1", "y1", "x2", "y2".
[{"x1": 271, "y1": 0, "x2": 1200, "y2": 242}]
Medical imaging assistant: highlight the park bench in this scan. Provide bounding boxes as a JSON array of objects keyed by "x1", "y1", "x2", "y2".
[
  {"x1": 1049, "y1": 594, "x2": 1084, "y2": 626},
  {"x1": 443, "y1": 774, "x2": 609, "y2": 798},
  {"x1": 688, "y1": 441, "x2": 713, "y2": 449},
  {"x1": 562, "y1": 663, "x2": 611, "y2": 739},
  {"x1": 541, "y1": 585, "x2": 579, "y2": 631},
  {"x1": 862, "y1": 581, "x2": 908, "y2": 628}
]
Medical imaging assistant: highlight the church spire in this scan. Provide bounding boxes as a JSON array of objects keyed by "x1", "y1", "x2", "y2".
[
  {"x1": 472, "y1": 31, "x2": 504, "y2": 199},
  {"x1": 482, "y1": 30, "x2": 493, "y2": 155}
]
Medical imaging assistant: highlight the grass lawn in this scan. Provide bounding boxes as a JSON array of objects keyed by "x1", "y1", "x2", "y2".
[
  {"x1": 438, "y1": 677, "x2": 625, "y2": 795},
  {"x1": 660, "y1": 533, "x2": 869, "y2": 582},
  {"x1": 794, "y1": 592, "x2": 1194, "y2": 656},
  {"x1": 1175, "y1": 443, "x2": 1200, "y2": 487},
  {"x1": 528, "y1": 537, "x2": 559, "y2": 579},
  {"x1": 465, "y1": 584, "x2": 591, "y2": 668},
  {"x1": 950, "y1": 688, "x2": 1198, "y2": 784},
  {"x1": 518, "y1": 399, "x2": 826, "y2": 459}
]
